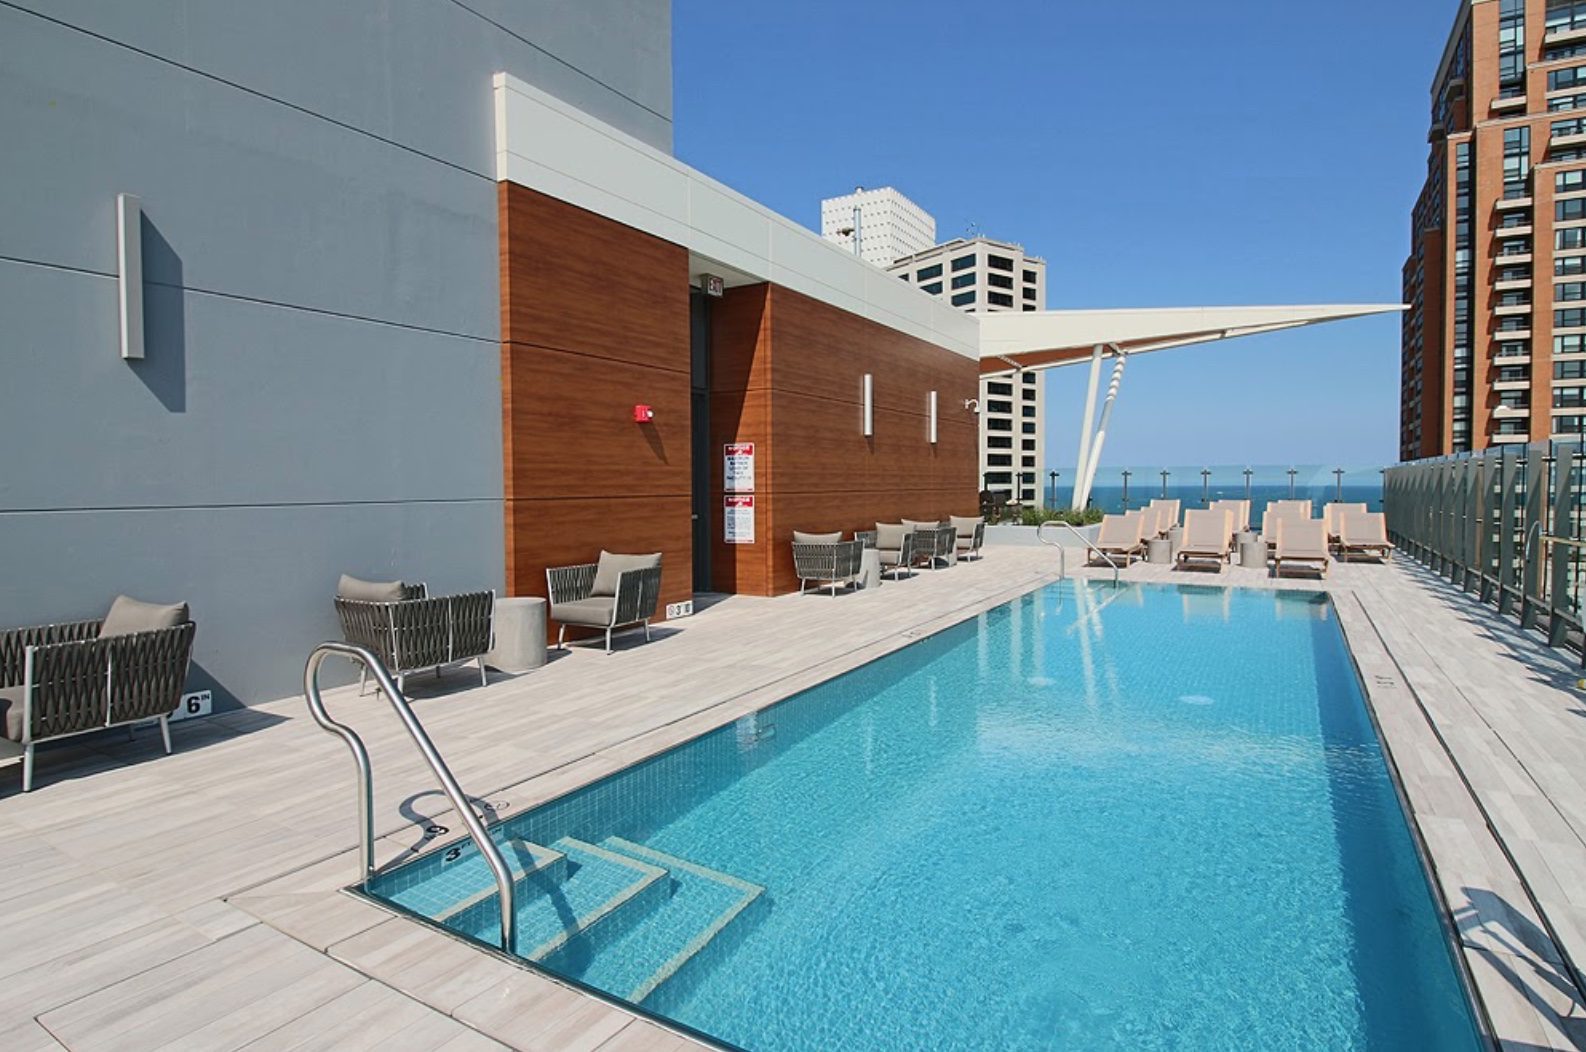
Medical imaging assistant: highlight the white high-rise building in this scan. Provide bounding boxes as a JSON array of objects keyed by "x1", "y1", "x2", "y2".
[
  {"x1": 888, "y1": 237, "x2": 1049, "y2": 505},
  {"x1": 819, "y1": 186, "x2": 936, "y2": 268}
]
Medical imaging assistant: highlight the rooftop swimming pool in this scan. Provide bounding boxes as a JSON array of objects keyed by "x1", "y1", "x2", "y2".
[{"x1": 363, "y1": 580, "x2": 1482, "y2": 1050}]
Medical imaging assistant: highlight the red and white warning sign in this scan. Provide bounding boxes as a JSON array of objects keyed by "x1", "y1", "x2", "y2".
[
  {"x1": 724, "y1": 494, "x2": 755, "y2": 544},
  {"x1": 724, "y1": 442, "x2": 755, "y2": 492}
]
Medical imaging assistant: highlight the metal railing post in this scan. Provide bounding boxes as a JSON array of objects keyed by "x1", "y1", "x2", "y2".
[{"x1": 303, "y1": 641, "x2": 517, "y2": 955}]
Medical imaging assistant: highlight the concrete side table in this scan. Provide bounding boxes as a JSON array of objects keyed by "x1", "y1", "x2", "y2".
[
  {"x1": 1235, "y1": 530, "x2": 1258, "y2": 549},
  {"x1": 858, "y1": 548, "x2": 883, "y2": 589},
  {"x1": 485, "y1": 596, "x2": 548, "y2": 673},
  {"x1": 1146, "y1": 537, "x2": 1172, "y2": 565},
  {"x1": 1239, "y1": 540, "x2": 1267, "y2": 570},
  {"x1": 1167, "y1": 526, "x2": 1184, "y2": 559}
]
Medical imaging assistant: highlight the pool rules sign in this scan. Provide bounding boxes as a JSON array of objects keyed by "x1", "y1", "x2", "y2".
[
  {"x1": 724, "y1": 495, "x2": 754, "y2": 544},
  {"x1": 724, "y1": 442, "x2": 755, "y2": 492},
  {"x1": 724, "y1": 442, "x2": 755, "y2": 544}
]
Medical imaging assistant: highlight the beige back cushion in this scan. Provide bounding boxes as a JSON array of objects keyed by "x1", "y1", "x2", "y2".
[
  {"x1": 336, "y1": 574, "x2": 407, "y2": 603},
  {"x1": 901, "y1": 518, "x2": 940, "y2": 530},
  {"x1": 591, "y1": 551, "x2": 662, "y2": 597},
  {"x1": 876, "y1": 523, "x2": 907, "y2": 550},
  {"x1": 792, "y1": 530, "x2": 843, "y2": 544},
  {"x1": 948, "y1": 515, "x2": 982, "y2": 533},
  {"x1": 99, "y1": 595, "x2": 190, "y2": 638}
]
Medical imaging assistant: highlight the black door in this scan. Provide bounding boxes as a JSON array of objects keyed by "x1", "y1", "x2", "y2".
[{"x1": 690, "y1": 290, "x2": 712, "y2": 592}]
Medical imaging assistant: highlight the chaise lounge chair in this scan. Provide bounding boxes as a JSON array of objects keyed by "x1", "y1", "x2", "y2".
[
  {"x1": 1176, "y1": 509, "x2": 1234, "y2": 571},
  {"x1": 1323, "y1": 502, "x2": 1368, "y2": 547},
  {"x1": 1209, "y1": 499, "x2": 1251, "y2": 534},
  {"x1": 1146, "y1": 498, "x2": 1180, "y2": 537},
  {"x1": 1274, "y1": 519, "x2": 1331, "y2": 578},
  {"x1": 0, "y1": 595, "x2": 196, "y2": 792},
  {"x1": 791, "y1": 531, "x2": 864, "y2": 594},
  {"x1": 546, "y1": 552, "x2": 663, "y2": 653},
  {"x1": 1338, "y1": 511, "x2": 1394, "y2": 563},
  {"x1": 1093, "y1": 511, "x2": 1146, "y2": 566},
  {"x1": 335, "y1": 575, "x2": 495, "y2": 691}
]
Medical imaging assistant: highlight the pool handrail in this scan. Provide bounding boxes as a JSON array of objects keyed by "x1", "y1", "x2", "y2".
[
  {"x1": 1037, "y1": 519, "x2": 1120, "y2": 586},
  {"x1": 303, "y1": 641, "x2": 516, "y2": 955}
]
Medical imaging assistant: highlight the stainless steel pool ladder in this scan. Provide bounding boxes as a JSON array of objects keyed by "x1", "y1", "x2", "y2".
[
  {"x1": 1037, "y1": 520, "x2": 1120, "y2": 587},
  {"x1": 303, "y1": 641, "x2": 516, "y2": 955}
]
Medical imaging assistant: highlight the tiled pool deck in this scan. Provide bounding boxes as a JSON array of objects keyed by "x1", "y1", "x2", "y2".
[{"x1": 3, "y1": 547, "x2": 1586, "y2": 1049}]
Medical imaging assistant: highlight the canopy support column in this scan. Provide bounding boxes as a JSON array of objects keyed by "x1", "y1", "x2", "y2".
[
  {"x1": 1070, "y1": 345, "x2": 1105, "y2": 511},
  {"x1": 1075, "y1": 351, "x2": 1129, "y2": 512}
]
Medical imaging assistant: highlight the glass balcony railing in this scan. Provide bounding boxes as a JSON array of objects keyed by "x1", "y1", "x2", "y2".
[{"x1": 1385, "y1": 443, "x2": 1586, "y2": 665}]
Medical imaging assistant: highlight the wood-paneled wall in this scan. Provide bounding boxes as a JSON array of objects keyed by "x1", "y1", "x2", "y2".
[
  {"x1": 498, "y1": 183, "x2": 693, "y2": 623},
  {"x1": 709, "y1": 284, "x2": 981, "y2": 596}
]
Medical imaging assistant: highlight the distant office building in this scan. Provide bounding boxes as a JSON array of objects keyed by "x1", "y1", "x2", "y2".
[
  {"x1": 1402, "y1": 0, "x2": 1586, "y2": 458},
  {"x1": 820, "y1": 187, "x2": 936, "y2": 268},
  {"x1": 890, "y1": 237, "x2": 1048, "y2": 503}
]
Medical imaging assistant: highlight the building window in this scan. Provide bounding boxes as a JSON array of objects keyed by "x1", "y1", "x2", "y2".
[
  {"x1": 951, "y1": 272, "x2": 976, "y2": 290},
  {"x1": 987, "y1": 381, "x2": 1013, "y2": 395},
  {"x1": 988, "y1": 273, "x2": 1013, "y2": 289},
  {"x1": 1554, "y1": 117, "x2": 1586, "y2": 139},
  {"x1": 1022, "y1": 439, "x2": 1037, "y2": 451},
  {"x1": 988, "y1": 291, "x2": 1014, "y2": 308},
  {"x1": 950, "y1": 254, "x2": 976, "y2": 271},
  {"x1": 1022, "y1": 269, "x2": 1037, "y2": 283},
  {"x1": 1555, "y1": 386, "x2": 1586, "y2": 408},
  {"x1": 988, "y1": 399, "x2": 1013, "y2": 414},
  {"x1": 1563, "y1": 229, "x2": 1586, "y2": 251},
  {"x1": 1500, "y1": 0, "x2": 1527, "y2": 90},
  {"x1": 1550, "y1": 2, "x2": 1586, "y2": 37},
  {"x1": 1022, "y1": 405, "x2": 1036, "y2": 418},
  {"x1": 1560, "y1": 282, "x2": 1586, "y2": 301},
  {"x1": 1559, "y1": 308, "x2": 1586, "y2": 327},
  {"x1": 1496, "y1": 364, "x2": 1532, "y2": 382},
  {"x1": 1022, "y1": 287, "x2": 1037, "y2": 301},
  {"x1": 1498, "y1": 289, "x2": 1532, "y2": 306},
  {"x1": 917, "y1": 263, "x2": 943, "y2": 280},
  {"x1": 1499, "y1": 210, "x2": 1532, "y2": 229},
  {"x1": 1551, "y1": 67, "x2": 1586, "y2": 94},
  {"x1": 987, "y1": 254, "x2": 1014, "y2": 271},
  {"x1": 1561, "y1": 170, "x2": 1586, "y2": 195},
  {"x1": 987, "y1": 454, "x2": 1012, "y2": 467},
  {"x1": 1498, "y1": 315, "x2": 1532, "y2": 331},
  {"x1": 1561, "y1": 198, "x2": 1586, "y2": 222},
  {"x1": 1497, "y1": 340, "x2": 1531, "y2": 357},
  {"x1": 1548, "y1": 40, "x2": 1586, "y2": 62},
  {"x1": 1500, "y1": 390, "x2": 1531, "y2": 408},
  {"x1": 951, "y1": 290, "x2": 975, "y2": 307},
  {"x1": 1554, "y1": 414, "x2": 1586, "y2": 433},
  {"x1": 984, "y1": 472, "x2": 1012, "y2": 485},
  {"x1": 1559, "y1": 333, "x2": 1586, "y2": 355},
  {"x1": 1023, "y1": 372, "x2": 1037, "y2": 385},
  {"x1": 1556, "y1": 357, "x2": 1586, "y2": 378},
  {"x1": 987, "y1": 417, "x2": 1012, "y2": 432},
  {"x1": 1551, "y1": 93, "x2": 1586, "y2": 113},
  {"x1": 1021, "y1": 422, "x2": 1036, "y2": 434},
  {"x1": 920, "y1": 281, "x2": 943, "y2": 294},
  {"x1": 988, "y1": 435, "x2": 1013, "y2": 449},
  {"x1": 1505, "y1": 126, "x2": 1531, "y2": 198}
]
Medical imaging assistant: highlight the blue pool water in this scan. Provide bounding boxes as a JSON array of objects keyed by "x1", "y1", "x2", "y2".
[{"x1": 367, "y1": 581, "x2": 1482, "y2": 1050}]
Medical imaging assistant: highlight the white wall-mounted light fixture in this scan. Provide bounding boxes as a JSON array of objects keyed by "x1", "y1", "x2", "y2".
[
  {"x1": 928, "y1": 390, "x2": 938, "y2": 444},
  {"x1": 116, "y1": 193, "x2": 144, "y2": 360},
  {"x1": 861, "y1": 373, "x2": 874, "y2": 436}
]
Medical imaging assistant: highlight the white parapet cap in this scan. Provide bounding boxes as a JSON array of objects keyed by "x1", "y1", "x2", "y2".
[
  {"x1": 493, "y1": 73, "x2": 979, "y2": 359},
  {"x1": 976, "y1": 304, "x2": 1408, "y2": 375},
  {"x1": 493, "y1": 74, "x2": 1402, "y2": 369}
]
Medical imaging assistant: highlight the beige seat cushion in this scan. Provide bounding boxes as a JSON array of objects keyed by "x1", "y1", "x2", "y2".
[
  {"x1": 949, "y1": 515, "x2": 982, "y2": 534},
  {"x1": 591, "y1": 552, "x2": 662, "y2": 597},
  {"x1": 877, "y1": 550, "x2": 903, "y2": 567},
  {"x1": 792, "y1": 530, "x2": 842, "y2": 544},
  {"x1": 553, "y1": 596, "x2": 617, "y2": 627},
  {"x1": 0, "y1": 685, "x2": 24, "y2": 742},
  {"x1": 99, "y1": 595, "x2": 190, "y2": 638}
]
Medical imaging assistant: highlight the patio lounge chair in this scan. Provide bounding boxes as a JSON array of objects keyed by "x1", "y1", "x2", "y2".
[
  {"x1": 1177, "y1": 509, "x2": 1234, "y2": 571},
  {"x1": 1146, "y1": 499, "x2": 1180, "y2": 537},
  {"x1": 1094, "y1": 512, "x2": 1146, "y2": 566},
  {"x1": 904, "y1": 519, "x2": 957, "y2": 568},
  {"x1": 1259, "y1": 504, "x2": 1311, "y2": 549},
  {"x1": 1323, "y1": 502, "x2": 1368, "y2": 545},
  {"x1": 791, "y1": 531, "x2": 864, "y2": 594},
  {"x1": 859, "y1": 524, "x2": 918, "y2": 580},
  {"x1": 0, "y1": 595, "x2": 196, "y2": 792},
  {"x1": 1338, "y1": 511, "x2": 1395, "y2": 563},
  {"x1": 546, "y1": 552, "x2": 663, "y2": 653},
  {"x1": 949, "y1": 516, "x2": 986, "y2": 560},
  {"x1": 335, "y1": 575, "x2": 495, "y2": 689},
  {"x1": 1275, "y1": 519, "x2": 1331, "y2": 578},
  {"x1": 1209, "y1": 499, "x2": 1250, "y2": 534}
]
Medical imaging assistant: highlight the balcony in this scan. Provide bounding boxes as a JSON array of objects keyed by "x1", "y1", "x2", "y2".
[
  {"x1": 1493, "y1": 404, "x2": 1532, "y2": 419},
  {"x1": 1495, "y1": 196, "x2": 1534, "y2": 212},
  {"x1": 1496, "y1": 252, "x2": 1534, "y2": 265},
  {"x1": 1550, "y1": 131, "x2": 1586, "y2": 151},
  {"x1": 1491, "y1": 433, "x2": 1532, "y2": 444},
  {"x1": 1494, "y1": 328, "x2": 1533, "y2": 340},
  {"x1": 1495, "y1": 224, "x2": 1535, "y2": 239},
  {"x1": 1546, "y1": 23, "x2": 1586, "y2": 46},
  {"x1": 1494, "y1": 303, "x2": 1533, "y2": 316},
  {"x1": 1494, "y1": 278, "x2": 1533, "y2": 291},
  {"x1": 1492, "y1": 95, "x2": 1529, "y2": 114},
  {"x1": 1493, "y1": 377, "x2": 1532, "y2": 391}
]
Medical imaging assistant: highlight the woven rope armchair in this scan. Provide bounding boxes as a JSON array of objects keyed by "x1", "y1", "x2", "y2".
[
  {"x1": 791, "y1": 539, "x2": 864, "y2": 595},
  {"x1": 0, "y1": 611, "x2": 196, "y2": 792},
  {"x1": 856, "y1": 527, "x2": 918, "y2": 580},
  {"x1": 546, "y1": 553, "x2": 664, "y2": 653},
  {"x1": 334, "y1": 584, "x2": 495, "y2": 692}
]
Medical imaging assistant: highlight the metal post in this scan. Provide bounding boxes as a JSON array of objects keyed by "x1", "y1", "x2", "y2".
[
  {"x1": 1048, "y1": 470, "x2": 1058, "y2": 510},
  {"x1": 1121, "y1": 469, "x2": 1132, "y2": 511},
  {"x1": 1160, "y1": 469, "x2": 1170, "y2": 499},
  {"x1": 1333, "y1": 467, "x2": 1345, "y2": 501},
  {"x1": 851, "y1": 203, "x2": 862, "y2": 258},
  {"x1": 1243, "y1": 467, "x2": 1253, "y2": 502},
  {"x1": 1287, "y1": 467, "x2": 1298, "y2": 498},
  {"x1": 1200, "y1": 468, "x2": 1211, "y2": 507}
]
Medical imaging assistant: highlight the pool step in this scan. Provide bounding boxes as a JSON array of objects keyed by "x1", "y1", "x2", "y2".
[
  {"x1": 421, "y1": 836, "x2": 669, "y2": 961},
  {"x1": 545, "y1": 837, "x2": 765, "y2": 1004}
]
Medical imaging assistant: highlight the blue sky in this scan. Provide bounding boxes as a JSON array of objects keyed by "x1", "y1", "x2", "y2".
[{"x1": 672, "y1": 0, "x2": 1458, "y2": 471}]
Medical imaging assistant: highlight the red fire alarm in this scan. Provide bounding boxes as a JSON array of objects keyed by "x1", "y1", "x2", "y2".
[{"x1": 633, "y1": 404, "x2": 655, "y2": 423}]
